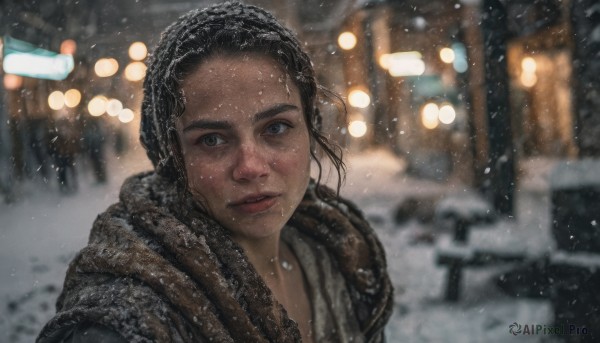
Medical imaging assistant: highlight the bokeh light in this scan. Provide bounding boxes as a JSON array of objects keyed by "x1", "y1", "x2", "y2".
[
  {"x1": 124, "y1": 62, "x2": 147, "y2": 82},
  {"x1": 379, "y1": 54, "x2": 391, "y2": 70},
  {"x1": 60, "y1": 39, "x2": 77, "y2": 55},
  {"x1": 3, "y1": 74, "x2": 23, "y2": 90},
  {"x1": 128, "y1": 42, "x2": 148, "y2": 61},
  {"x1": 338, "y1": 32, "x2": 357, "y2": 50},
  {"x1": 48, "y1": 91, "x2": 65, "y2": 110},
  {"x1": 520, "y1": 72, "x2": 538, "y2": 88},
  {"x1": 348, "y1": 120, "x2": 368, "y2": 138},
  {"x1": 384, "y1": 51, "x2": 425, "y2": 77},
  {"x1": 95, "y1": 58, "x2": 119, "y2": 77},
  {"x1": 521, "y1": 57, "x2": 537, "y2": 74},
  {"x1": 348, "y1": 89, "x2": 371, "y2": 108},
  {"x1": 64, "y1": 89, "x2": 82, "y2": 108},
  {"x1": 88, "y1": 96, "x2": 108, "y2": 116},
  {"x1": 421, "y1": 102, "x2": 439, "y2": 129},
  {"x1": 439, "y1": 47, "x2": 455, "y2": 64},
  {"x1": 118, "y1": 108, "x2": 135, "y2": 123},
  {"x1": 106, "y1": 99, "x2": 123, "y2": 116},
  {"x1": 438, "y1": 103, "x2": 456, "y2": 124}
]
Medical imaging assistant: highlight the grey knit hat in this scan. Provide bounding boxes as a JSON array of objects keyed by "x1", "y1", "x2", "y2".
[{"x1": 140, "y1": 1, "x2": 318, "y2": 182}]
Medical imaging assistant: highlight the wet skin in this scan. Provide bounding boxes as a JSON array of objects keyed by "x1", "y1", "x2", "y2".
[
  {"x1": 176, "y1": 53, "x2": 314, "y2": 342},
  {"x1": 176, "y1": 53, "x2": 311, "y2": 243}
]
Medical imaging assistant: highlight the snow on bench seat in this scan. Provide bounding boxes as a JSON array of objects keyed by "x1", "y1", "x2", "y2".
[
  {"x1": 434, "y1": 192, "x2": 496, "y2": 242},
  {"x1": 435, "y1": 192, "x2": 495, "y2": 223},
  {"x1": 549, "y1": 251, "x2": 600, "y2": 271}
]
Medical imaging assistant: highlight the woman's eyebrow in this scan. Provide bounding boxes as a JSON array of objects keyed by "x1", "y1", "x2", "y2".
[
  {"x1": 183, "y1": 120, "x2": 232, "y2": 133},
  {"x1": 252, "y1": 103, "x2": 299, "y2": 124},
  {"x1": 182, "y1": 103, "x2": 299, "y2": 133}
]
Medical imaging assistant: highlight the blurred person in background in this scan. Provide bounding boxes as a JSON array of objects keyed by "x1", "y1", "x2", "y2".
[
  {"x1": 82, "y1": 116, "x2": 107, "y2": 184},
  {"x1": 23, "y1": 78, "x2": 52, "y2": 180},
  {"x1": 49, "y1": 116, "x2": 79, "y2": 194}
]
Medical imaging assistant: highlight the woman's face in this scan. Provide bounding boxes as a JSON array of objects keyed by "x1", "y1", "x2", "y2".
[{"x1": 176, "y1": 53, "x2": 311, "y2": 241}]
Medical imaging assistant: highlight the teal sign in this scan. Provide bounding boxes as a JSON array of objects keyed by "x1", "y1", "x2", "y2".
[{"x1": 2, "y1": 36, "x2": 74, "y2": 80}]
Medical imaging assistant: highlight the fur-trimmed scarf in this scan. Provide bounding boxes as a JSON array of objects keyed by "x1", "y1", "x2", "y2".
[{"x1": 37, "y1": 172, "x2": 393, "y2": 342}]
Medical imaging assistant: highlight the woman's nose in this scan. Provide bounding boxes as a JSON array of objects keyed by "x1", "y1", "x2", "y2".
[{"x1": 232, "y1": 143, "x2": 270, "y2": 182}]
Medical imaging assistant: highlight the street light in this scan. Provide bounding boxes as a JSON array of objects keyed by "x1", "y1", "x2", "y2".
[
  {"x1": 348, "y1": 89, "x2": 370, "y2": 108},
  {"x1": 128, "y1": 42, "x2": 148, "y2": 61},
  {"x1": 118, "y1": 108, "x2": 135, "y2": 123},
  {"x1": 48, "y1": 91, "x2": 65, "y2": 110},
  {"x1": 520, "y1": 73, "x2": 537, "y2": 88},
  {"x1": 106, "y1": 99, "x2": 123, "y2": 116},
  {"x1": 88, "y1": 95, "x2": 108, "y2": 116},
  {"x1": 3, "y1": 74, "x2": 23, "y2": 90},
  {"x1": 521, "y1": 57, "x2": 537, "y2": 73},
  {"x1": 124, "y1": 62, "x2": 147, "y2": 82},
  {"x1": 64, "y1": 89, "x2": 81, "y2": 108},
  {"x1": 379, "y1": 52, "x2": 425, "y2": 77},
  {"x1": 520, "y1": 56, "x2": 537, "y2": 88},
  {"x1": 439, "y1": 47, "x2": 455, "y2": 64},
  {"x1": 438, "y1": 103, "x2": 456, "y2": 124},
  {"x1": 338, "y1": 32, "x2": 357, "y2": 50},
  {"x1": 60, "y1": 39, "x2": 77, "y2": 55},
  {"x1": 378, "y1": 54, "x2": 391, "y2": 70},
  {"x1": 95, "y1": 58, "x2": 119, "y2": 77},
  {"x1": 348, "y1": 120, "x2": 367, "y2": 138},
  {"x1": 421, "y1": 102, "x2": 439, "y2": 129}
]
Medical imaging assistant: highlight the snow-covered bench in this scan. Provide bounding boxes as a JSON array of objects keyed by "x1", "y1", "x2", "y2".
[
  {"x1": 434, "y1": 194, "x2": 496, "y2": 243},
  {"x1": 434, "y1": 193, "x2": 526, "y2": 301},
  {"x1": 547, "y1": 159, "x2": 600, "y2": 332},
  {"x1": 497, "y1": 159, "x2": 600, "y2": 333}
]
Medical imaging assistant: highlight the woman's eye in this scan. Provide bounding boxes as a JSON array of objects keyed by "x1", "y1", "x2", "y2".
[
  {"x1": 265, "y1": 122, "x2": 291, "y2": 135},
  {"x1": 199, "y1": 134, "x2": 225, "y2": 147}
]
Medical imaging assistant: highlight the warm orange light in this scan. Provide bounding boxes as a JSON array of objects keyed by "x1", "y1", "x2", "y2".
[
  {"x1": 520, "y1": 72, "x2": 537, "y2": 88},
  {"x1": 421, "y1": 102, "x2": 439, "y2": 129},
  {"x1": 439, "y1": 48, "x2": 455, "y2": 64},
  {"x1": 128, "y1": 42, "x2": 148, "y2": 61},
  {"x1": 88, "y1": 95, "x2": 108, "y2": 116},
  {"x1": 348, "y1": 120, "x2": 367, "y2": 138},
  {"x1": 106, "y1": 99, "x2": 123, "y2": 116},
  {"x1": 95, "y1": 58, "x2": 119, "y2": 77},
  {"x1": 348, "y1": 89, "x2": 371, "y2": 108},
  {"x1": 521, "y1": 57, "x2": 537, "y2": 74},
  {"x1": 3, "y1": 74, "x2": 23, "y2": 90},
  {"x1": 382, "y1": 51, "x2": 425, "y2": 77},
  {"x1": 338, "y1": 32, "x2": 357, "y2": 50},
  {"x1": 124, "y1": 62, "x2": 147, "y2": 81},
  {"x1": 64, "y1": 89, "x2": 82, "y2": 108},
  {"x1": 48, "y1": 91, "x2": 65, "y2": 110},
  {"x1": 60, "y1": 39, "x2": 77, "y2": 55},
  {"x1": 118, "y1": 108, "x2": 135, "y2": 123},
  {"x1": 438, "y1": 103, "x2": 456, "y2": 124},
  {"x1": 379, "y1": 54, "x2": 391, "y2": 69}
]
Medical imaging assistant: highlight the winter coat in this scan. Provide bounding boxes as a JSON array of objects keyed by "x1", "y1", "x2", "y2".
[{"x1": 37, "y1": 171, "x2": 393, "y2": 342}]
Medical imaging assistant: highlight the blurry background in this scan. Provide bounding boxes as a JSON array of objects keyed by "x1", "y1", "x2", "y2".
[{"x1": 1, "y1": 0, "x2": 598, "y2": 210}]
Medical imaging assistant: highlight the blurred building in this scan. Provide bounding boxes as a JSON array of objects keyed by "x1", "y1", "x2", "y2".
[{"x1": 332, "y1": 0, "x2": 599, "y2": 213}]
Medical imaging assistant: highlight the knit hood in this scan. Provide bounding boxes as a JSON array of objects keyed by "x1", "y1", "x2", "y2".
[{"x1": 140, "y1": 2, "x2": 317, "y2": 183}]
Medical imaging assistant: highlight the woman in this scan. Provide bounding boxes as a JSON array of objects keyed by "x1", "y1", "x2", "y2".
[{"x1": 38, "y1": 2, "x2": 393, "y2": 342}]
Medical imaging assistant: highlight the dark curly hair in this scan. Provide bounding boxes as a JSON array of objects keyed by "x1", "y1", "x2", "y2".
[{"x1": 140, "y1": 1, "x2": 345, "y2": 197}]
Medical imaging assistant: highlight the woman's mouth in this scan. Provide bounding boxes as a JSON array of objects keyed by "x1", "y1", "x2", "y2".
[{"x1": 229, "y1": 194, "x2": 279, "y2": 214}]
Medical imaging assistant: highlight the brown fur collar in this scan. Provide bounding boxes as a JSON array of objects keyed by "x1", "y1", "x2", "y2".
[{"x1": 37, "y1": 172, "x2": 393, "y2": 342}]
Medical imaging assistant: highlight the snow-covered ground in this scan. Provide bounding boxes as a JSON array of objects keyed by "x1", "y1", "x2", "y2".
[
  {"x1": 343, "y1": 150, "x2": 556, "y2": 343},
  {"x1": 1, "y1": 147, "x2": 557, "y2": 342}
]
